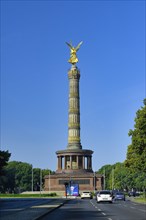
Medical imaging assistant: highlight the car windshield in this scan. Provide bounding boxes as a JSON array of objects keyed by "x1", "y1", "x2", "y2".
[
  {"x1": 100, "y1": 191, "x2": 111, "y2": 195},
  {"x1": 116, "y1": 192, "x2": 124, "y2": 195}
]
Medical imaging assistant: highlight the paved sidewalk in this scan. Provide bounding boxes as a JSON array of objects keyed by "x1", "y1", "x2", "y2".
[{"x1": 0, "y1": 199, "x2": 70, "y2": 220}]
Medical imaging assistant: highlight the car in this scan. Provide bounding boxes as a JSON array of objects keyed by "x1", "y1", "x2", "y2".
[
  {"x1": 128, "y1": 191, "x2": 140, "y2": 197},
  {"x1": 81, "y1": 191, "x2": 92, "y2": 199},
  {"x1": 114, "y1": 192, "x2": 125, "y2": 201},
  {"x1": 96, "y1": 190, "x2": 113, "y2": 203},
  {"x1": 128, "y1": 191, "x2": 135, "y2": 197}
]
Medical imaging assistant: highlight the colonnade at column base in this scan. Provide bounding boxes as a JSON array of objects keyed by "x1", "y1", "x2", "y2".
[{"x1": 56, "y1": 148, "x2": 94, "y2": 174}]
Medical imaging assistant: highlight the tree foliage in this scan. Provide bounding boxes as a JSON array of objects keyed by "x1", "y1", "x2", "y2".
[
  {"x1": 125, "y1": 99, "x2": 146, "y2": 173},
  {"x1": 0, "y1": 160, "x2": 54, "y2": 193},
  {"x1": 0, "y1": 150, "x2": 11, "y2": 192},
  {"x1": 0, "y1": 150, "x2": 11, "y2": 175},
  {"x1": 124, "y1": 99, "x2": 146, "y2": 189},
  {"x1": 4, "y1": 161, "x2": 32, "y2": 193},
  {"x1": 97, "y1": 164, "x2": 113, "y2": 189},
  {"x1": 97, "y1": 163, "x2": 129, "y2": 191}
]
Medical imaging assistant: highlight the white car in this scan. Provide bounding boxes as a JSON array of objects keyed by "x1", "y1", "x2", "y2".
[
  {"x1": 96, "y1": 190, "x2": 113, "y2": 203},
  {"x1": 81, "y1": 191, "x2": 92, "y2": 199}
]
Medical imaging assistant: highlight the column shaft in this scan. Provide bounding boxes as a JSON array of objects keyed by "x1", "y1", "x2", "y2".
[{"x1": 67, "y1": 66, "x2": 82, "y2": 150}]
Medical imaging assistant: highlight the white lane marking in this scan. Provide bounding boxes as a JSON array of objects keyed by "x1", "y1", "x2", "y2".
[
  {"x1": 90, "y1": 200, "x2": 97, "y2": 208},
  {"x1": 102, "y1": 212, "x2": 106, "y2": 215},
  {"x1": 130, "y1": 206, "x2": 135, "y2": 209},
  {"x1": 138, "y1": 208, "x2": 146, "y2": 212},
  {"x1": 90, "y1": 200, "x2": 100, "y2": 210},
  {"x1": 32, "y1": 204, "x2": 61, "y2": 208},
  {"x1": 89, "y1": 201, "x2": 112, "y2": 219}
]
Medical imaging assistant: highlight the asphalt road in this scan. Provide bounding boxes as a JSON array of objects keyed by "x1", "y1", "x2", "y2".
[
  {"x1": 0, "y1": 198, "x2": 67, "y2": 220},
  {"x1": 0, "y1": 197, "x2": 146, "y2": 220},
  {"x1": 40, "y1": 198, "x2": 146, "y2": 220},
  {"x1": 0, "y1": 198, "x2": 52, "y2": 210}
]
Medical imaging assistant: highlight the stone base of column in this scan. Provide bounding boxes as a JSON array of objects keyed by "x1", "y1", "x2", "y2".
[
  {"x1": 67, "y1": 143, "x2": 82, "y2": 149},
  {"x1": 44, "y1": 172, "x2": 103, "y2": 192}
]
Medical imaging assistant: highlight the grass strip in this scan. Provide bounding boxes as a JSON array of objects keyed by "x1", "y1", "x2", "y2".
[
  {"x1": 0, "y1": 193, "x2": 57, "y2": 198},
  {"x1": 134, "y1": 197, "x2": 146, "y2": 204}
]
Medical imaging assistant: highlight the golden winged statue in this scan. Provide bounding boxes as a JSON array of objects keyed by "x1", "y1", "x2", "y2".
[{"x1": 66, "y1": 41, "x2": 83, "y2": 64}]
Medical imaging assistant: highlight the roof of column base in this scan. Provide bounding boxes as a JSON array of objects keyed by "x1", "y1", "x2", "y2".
[
  {"x1": 55, "y1": 169, "x2": 93, "y2": 175},
  {"x1": 56, "y1": 149, "x2": 93, "y2": 156},
  {"x1": 45, "y1": 172, "x2": 103, "y2": 178}
]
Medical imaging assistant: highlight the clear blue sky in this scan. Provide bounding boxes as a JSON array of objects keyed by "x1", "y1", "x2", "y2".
[{"x1": 1, "y1": 0, "x2": 145, "y2": 171}]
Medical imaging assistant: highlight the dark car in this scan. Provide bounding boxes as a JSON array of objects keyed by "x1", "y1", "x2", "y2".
[
  {"x1": 128, "y1": 191, "x2": 135, "y2": 197},
  {"x1": 128, "y1": 191, "x2": 140, "y2": 197},
  {"x1": 114, "y1": 192, "x2": 125, "y2": 201}
]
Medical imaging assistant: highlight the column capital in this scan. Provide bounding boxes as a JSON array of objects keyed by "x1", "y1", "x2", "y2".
[{"x1": 68, "y1": 66, "x2": 80, "y2": 79}]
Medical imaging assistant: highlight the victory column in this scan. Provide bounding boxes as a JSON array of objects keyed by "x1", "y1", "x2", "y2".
[{"x1": 44, "y1": 42, "x2": 103, "y2": 193}]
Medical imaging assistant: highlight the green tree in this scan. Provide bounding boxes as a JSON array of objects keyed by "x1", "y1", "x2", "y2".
[
  {"x1": 42, "y1": 169, "x2": 53, "y2": 187},
  {"x1": 0, "y1": 150, "x2": 11, "y2": 175},
  {"x1": 97, "y1": 164, "x2": 113, "y2": 189},
  {"x1": 33, "y1": 168, "x2": 41, "y2": 191},
  {"x1": 1, "y1": 160, "x2": 55, "y2": 193},
  {"x1": 125, "y1": 99, "x2": 146, "y2": 190},
  {"x1": 97, "y1": 162, "x2": 133, "y2": 191},
  {"x1": 0, "y1": 150, "x2": 11, "y2": 192},
  {"x1": 5, "y1": 161, "x2": 32, "y2": 193},
  {"x1": 33, "y1": 168, "x2": 54, "y2": 191},
  {"x1": 112, "y1": 163, "x2": 129, "y2": 191}
]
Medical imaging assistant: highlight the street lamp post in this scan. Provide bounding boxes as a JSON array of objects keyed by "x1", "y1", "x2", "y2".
[
  {"x1": 40, "y1": 169, "x2": 42, "y2": 195},
  {"x1": 32, "y1": 165, "x2": 33, "y2": 192},
  {"x1": 49, "y1": 170, "x2": 50, "y2": 194},
  {"x1": 94, "y1": 172, "x2": 96, "y2": 194},
  {"x1": 104, "y1": 169, "x2": 105, "y2": 190},
  {"x1": 64, "y1": 182, "x2": 68, "y2": 199},
  {"x1": 112, "y1": 168, "x2": 114, "y2": 190}
]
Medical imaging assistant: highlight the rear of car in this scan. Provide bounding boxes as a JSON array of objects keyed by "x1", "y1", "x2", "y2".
[
  {"x1": 114, "y1": 192, "x2": 125, "y2": 201},
  {"x1": 128, "y1": 191, "x2": 140, "y2": 197},
  {"x1": 96, "y1": 190, "x2": 113, "y2": 203},
  {"x1": 81, "y1": 191, "x2": 92, "y2": 199}
]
